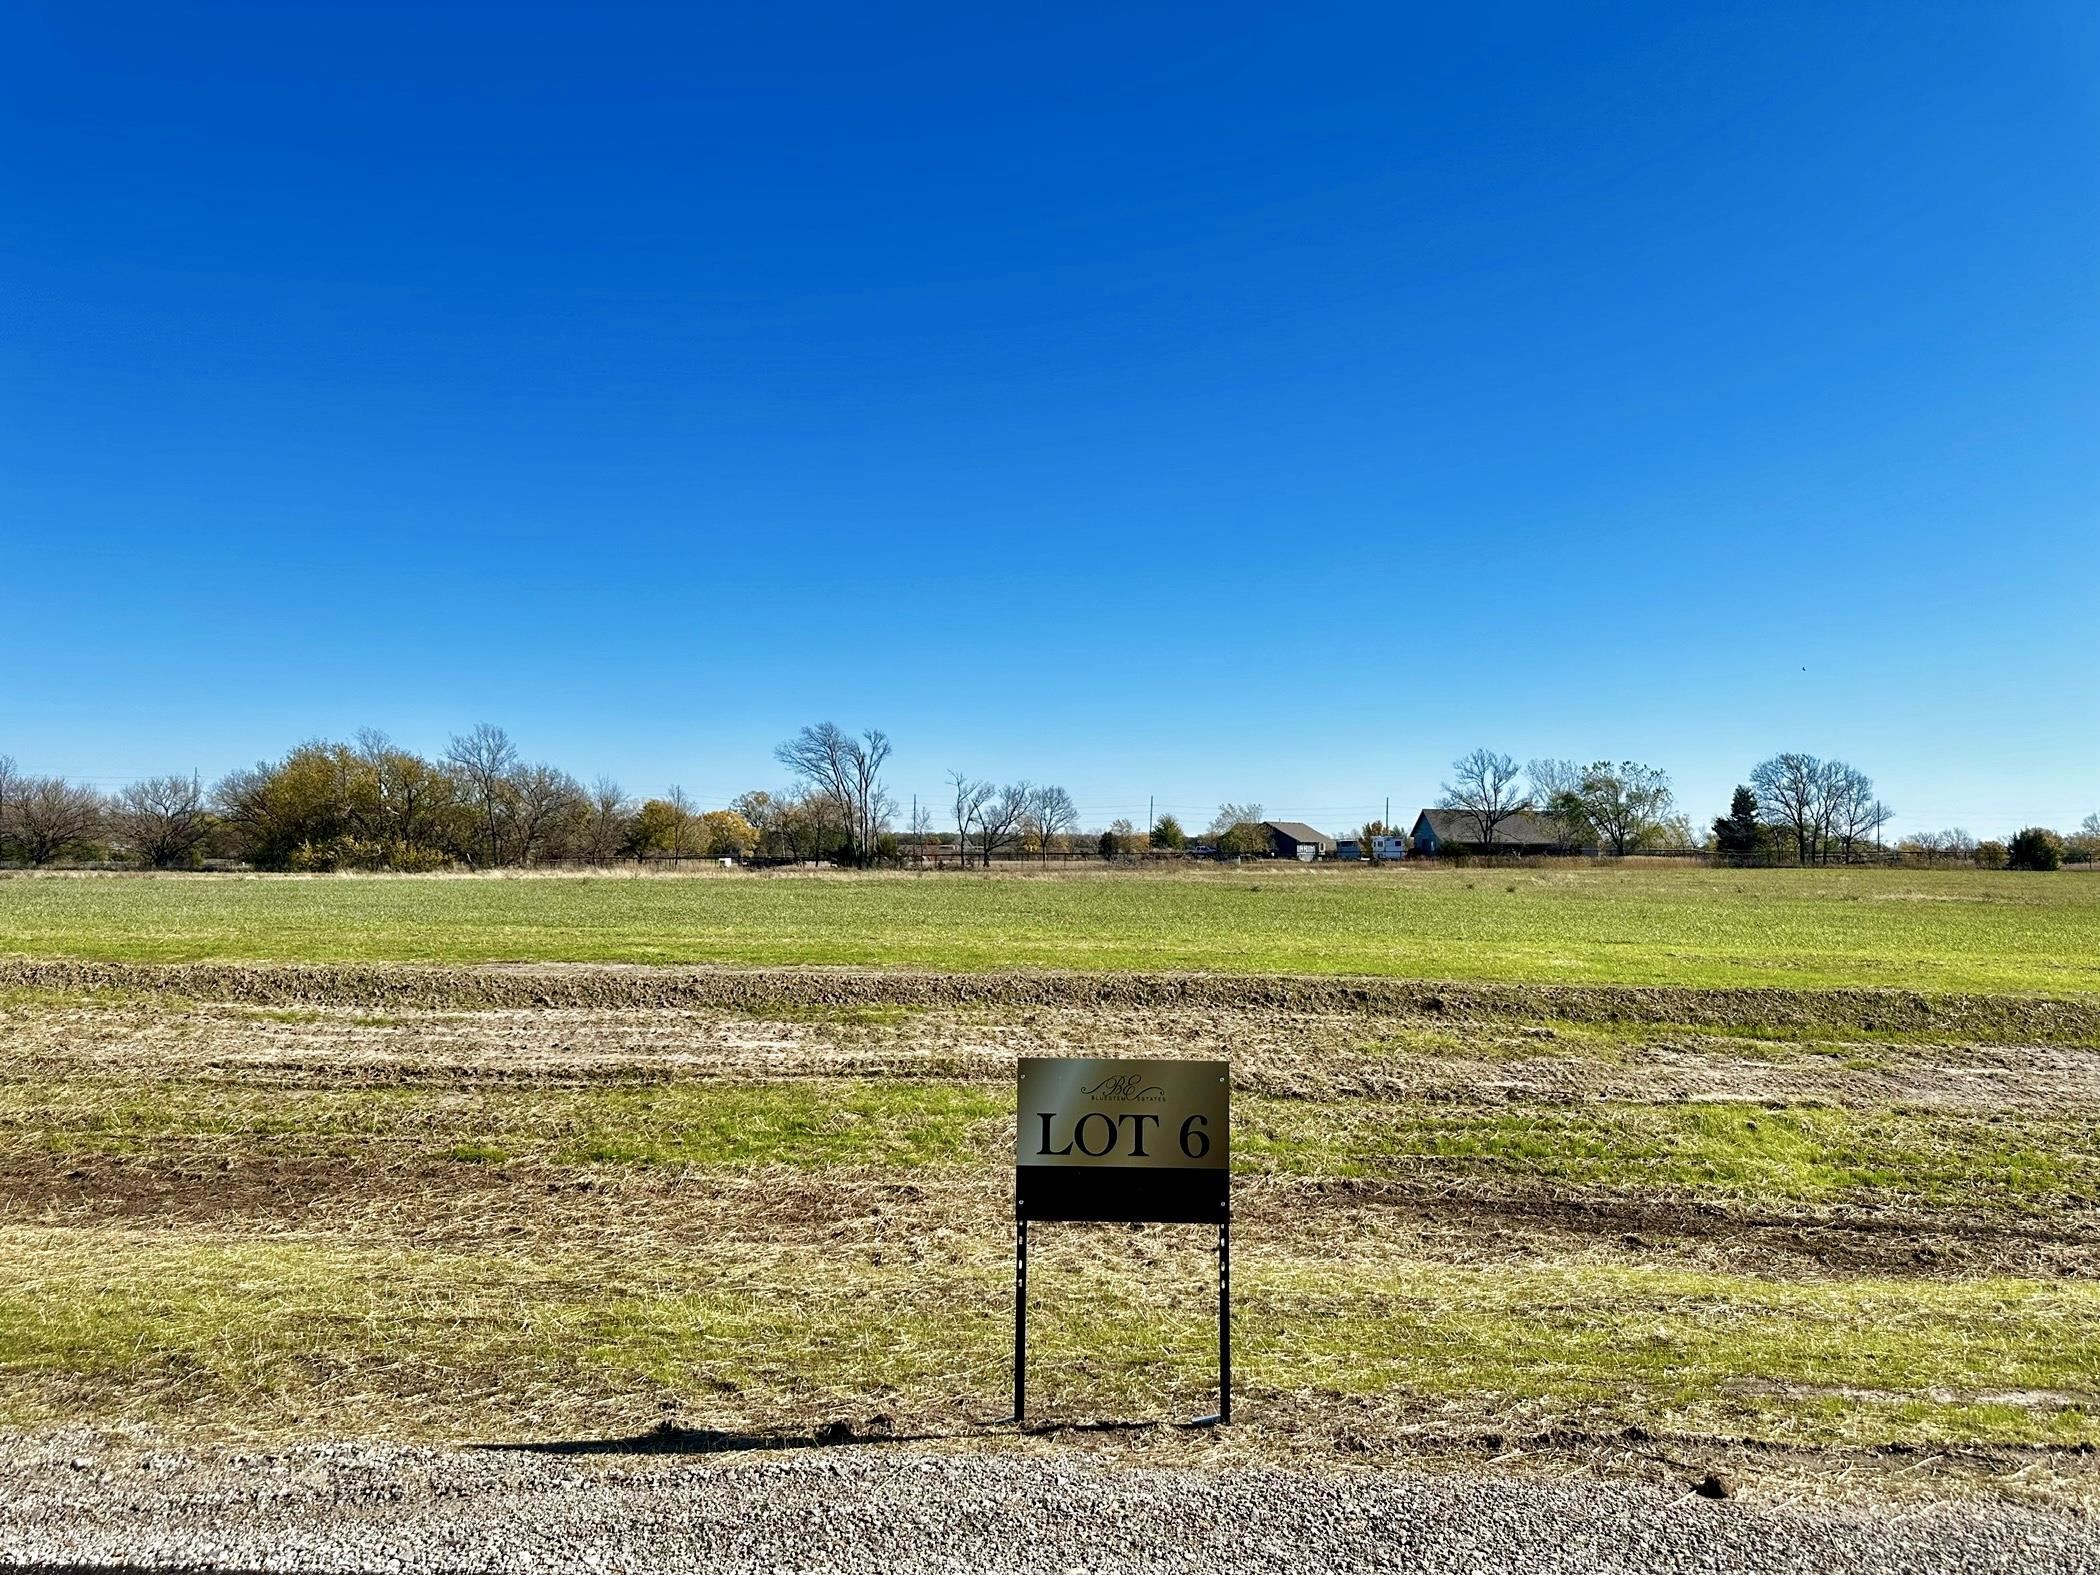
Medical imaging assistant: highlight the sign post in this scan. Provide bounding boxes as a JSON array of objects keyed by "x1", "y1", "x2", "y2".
[{"x1": 1013, "y1": 1057, "x2": 1230, "y2": 1425}]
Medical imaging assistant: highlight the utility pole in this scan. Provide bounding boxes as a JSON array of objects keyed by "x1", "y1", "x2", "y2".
[{"x1": 1148, "y1": 795, "x2": 1154, "y2": 835}]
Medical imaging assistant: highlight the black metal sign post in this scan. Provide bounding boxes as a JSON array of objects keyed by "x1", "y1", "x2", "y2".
[{"x1": 1012, "y1": 1057, "x2": 1230, "y2": 1426}]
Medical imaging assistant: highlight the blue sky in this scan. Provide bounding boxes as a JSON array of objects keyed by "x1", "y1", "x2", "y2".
[{"x1": 3, "y1": 3, "x2": 2095, "y2": 837}]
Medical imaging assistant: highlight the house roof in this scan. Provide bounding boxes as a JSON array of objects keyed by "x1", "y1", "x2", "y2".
[
  {"x1": 1261, "y1": 821, "x2": 1333, "y2": 846},
  {"x1": 1412, "y1": 808, "x2": 1575, "y2": 846}
]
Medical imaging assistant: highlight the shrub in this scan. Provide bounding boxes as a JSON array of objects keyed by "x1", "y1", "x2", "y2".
[
  {"x1": 2006, "y1": 827, "x2": 2065, "y2": 872},
  {"x1": 1974, "y1": 840, "x2": 2008, "y2": 870}
]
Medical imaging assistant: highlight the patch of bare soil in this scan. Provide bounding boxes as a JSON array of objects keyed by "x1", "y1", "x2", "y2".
[
  {"x1": 7, "y1": 956, "x2": 2100, "y2": 1042},
  {"x1": 9, "y1": 996, "x2": 2100, "y2": 1118},
  {"x1": 7, "y1": 1154, "x2": 2096, "y2": 1283}
]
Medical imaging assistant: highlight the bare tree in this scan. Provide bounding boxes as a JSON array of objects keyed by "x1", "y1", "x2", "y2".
[
  {"x1": 1204, "y1": 803, "x2": 1264, "y2": 837},
  {"x1": 1825, "y1": 766, "x2": 1875, "y2": 863},
  {"x1": 1751, "y1": 753, "x2": 1879, "y2": 865},
  {"x1": 0, "y1": 755, "x2": 17, "y2": 855},
  {"x1": 949, "y1": 771, "x2": 991, "y2": 868},
  {"x1": 1025, "y1": 784, "x2": 1079, "y2": 855},
  {"x1": 112, "y1": 774, "x2": 213, "y2": 868},
  {"x1": 446, "y1": 723, "x2": 519, "y2": 868},
  {"x1": 1439, "y1": 750, "x2": 1530, "y2": 848},
  {"x1": 8, "y1": 776, "x2": 104, "y2": 865},
  {"x1": 665, "y1": 785, "x2": 697, "y2": 858},
  {"x1": 975, "y1": 782, "x2": 1030, "y2": 865},
  {"x1": 775, "y1": 723, "x2": 893, "y2": 867},
  {"x1": 1750, "y1": 752, "x2": 1822, "y2": 865},
  {"x1": 582, "y1": 777, "x2": 632, "y2": 864},
  {"x1": 1526, "y1": 758, "x2": 1584, "y2": 806},
  {"x1": 1867, "y1": 799, "x2": 1895, "y2": 853},
  {"x1": 507, "y1": 763, "x2": 585, "y2": 865},
  {"x1": 1526, "y1": 759, "x2": 1590, "y2": 848}
]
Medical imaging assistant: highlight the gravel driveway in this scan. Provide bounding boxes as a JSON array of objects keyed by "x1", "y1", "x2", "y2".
[{"x1": 2, "y1": 1432, "x2": 2094, "y2": 1574}]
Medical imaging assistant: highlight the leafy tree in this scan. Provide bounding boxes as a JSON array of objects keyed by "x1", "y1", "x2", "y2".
[
  {"x1": 697, "y1": 809, "x2": 759, "y2": 858},
  {"x1": 213, "y1": 742, "x2": 359, "y2": 867},
  {"x1": 1097, "y1": 828, "x2": 1122, "y2": 861},
  {"x1": 1975, "y1": 839, "x2": 2008, "y2": 870},
  {"x1": 1150, "y1": 814, "x2": 1187, "y2": 851},
  {"x1": 1574, "y1": 761, "x2": 1674, "y2": 856},
  {"x1": 1712, "y1": 786, "x2": 1765, "y2": 866},
  {"x1": 625, "y1": 797, "x2": 688, "y2": 858},
  {"x1": 2007, "y1": 827, "x2": 2065, "y2": 872}
]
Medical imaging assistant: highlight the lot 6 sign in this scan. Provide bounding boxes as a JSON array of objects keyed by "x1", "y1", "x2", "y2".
[
  {"x1": 1016, "y1": 1057, "x2": 1228, "y2": 1224},
  {"x1": 1012, "y1": 1056, "x2": 1232, "y2": 1422}
]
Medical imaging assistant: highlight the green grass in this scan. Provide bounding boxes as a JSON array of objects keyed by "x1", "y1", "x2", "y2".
[
  {"x1": 2, "y1": 1227, "x2": 2091, "y2": 1446},
  {"x1": 2, "y1": 866, "x2": 2097, "y2": 991},
  {"x1": 9, "y1": 1078, "x2": 2089, "y2": 1212},
  {"x1": 1244, "y1": 1099, "x2": 2100, "y2": 1209},
  {"x1": 2, "y1": 1080, "x2": 1006, "y2": 1170}
]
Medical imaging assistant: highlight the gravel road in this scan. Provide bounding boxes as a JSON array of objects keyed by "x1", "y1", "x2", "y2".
[{"x1": 2, "y1": 1432, "x2": 2094, "y2": 1574}]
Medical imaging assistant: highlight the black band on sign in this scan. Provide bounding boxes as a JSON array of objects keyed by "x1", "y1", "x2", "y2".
[{"x1": 1016, "y1": 1165, "x2": 1228, "y2": 1224}]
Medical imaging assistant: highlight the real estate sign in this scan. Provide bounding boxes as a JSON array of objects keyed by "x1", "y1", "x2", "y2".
[{"x1": 1015, "y1": 1056, "x2": 1229, "y2": 1223}]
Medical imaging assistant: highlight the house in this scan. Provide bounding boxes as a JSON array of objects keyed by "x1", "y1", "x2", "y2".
[
  {"x1": 1261, "y1": 821, "x2": 1336, "y2": 861},
  {"x1": 1409, "y1": 809, "x2": 1583, "y2": 857}
]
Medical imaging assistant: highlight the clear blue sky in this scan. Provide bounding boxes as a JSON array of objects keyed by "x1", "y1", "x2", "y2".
[{"x1": 3, "y1": 3, "x2": 2095, "y2": 837}]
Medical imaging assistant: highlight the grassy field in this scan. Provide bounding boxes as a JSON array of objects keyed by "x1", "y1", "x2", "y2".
[
  {"x1": 3, "y1": 864, "x2": 2098, "y2": 992},
  {"x1": 3, "y1": 980, "x2": 2096, "y2": 1491},
  {"x1": 3, "y1": 867, "x2": 2096, "y2": 1499}
]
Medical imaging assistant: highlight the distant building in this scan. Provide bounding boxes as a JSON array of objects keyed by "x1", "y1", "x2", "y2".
[
  {"x1": 1409, "y1": 809, "x2": 1585, "y2": 857},
  {"x1": 1371, "y1": 833, "x2": 1407, "y2": 861},
  {"x1": 1261, "y1": 821, "x2": 1336, "y2": 861}
]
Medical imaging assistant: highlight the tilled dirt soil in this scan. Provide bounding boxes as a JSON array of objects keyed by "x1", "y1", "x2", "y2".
[{"x1": 10, "y1": 956, "x2": 2100, "y2": 1041}]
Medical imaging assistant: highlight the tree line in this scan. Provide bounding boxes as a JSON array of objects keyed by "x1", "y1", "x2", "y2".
[
  {"x1": 1433, "y1": 748, "x2": 2096, "y2": 868},
  {"x1": 0, "y1": 728, "x2": 2093, "y2": 870}
]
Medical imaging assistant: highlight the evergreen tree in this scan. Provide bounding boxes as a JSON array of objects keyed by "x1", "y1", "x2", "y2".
[{"x1": 1712, "y1": 785, "x2": 1765, "y2": 865}]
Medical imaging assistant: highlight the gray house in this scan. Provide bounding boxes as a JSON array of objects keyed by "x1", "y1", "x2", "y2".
[
  {"x1": 1262, "y1": 821, "x2": 1336, "y2": 861},
  {"x1": 1409, "y1": 809, "x2": 1584, "y2": 857}
]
